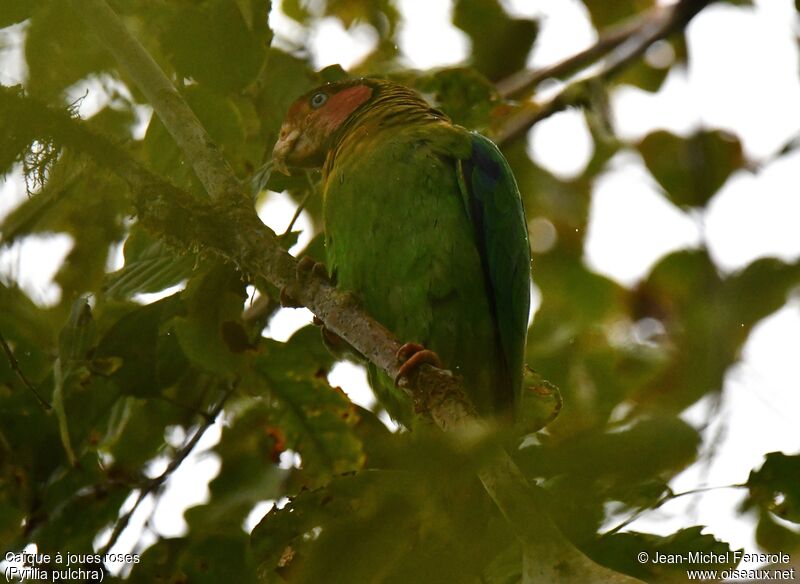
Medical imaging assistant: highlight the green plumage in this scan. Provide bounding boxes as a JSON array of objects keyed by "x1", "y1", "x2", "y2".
[{"x1": 320, "y1": 81, "x2": 531, "y2": 421}]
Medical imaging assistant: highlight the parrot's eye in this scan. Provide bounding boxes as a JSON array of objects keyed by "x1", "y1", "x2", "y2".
[{"x1": 310, "y1": 92, "x2": 328, "y2": 109}]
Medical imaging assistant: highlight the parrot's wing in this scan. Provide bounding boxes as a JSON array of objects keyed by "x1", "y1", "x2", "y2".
[{"x1": 457, "y1": 132, "x2": 531, "y2": 399}]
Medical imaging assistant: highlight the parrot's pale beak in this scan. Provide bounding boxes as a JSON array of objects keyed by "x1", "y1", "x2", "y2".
[{"x1": 272, "y1": 128, "x2": 299, "y2": 176}]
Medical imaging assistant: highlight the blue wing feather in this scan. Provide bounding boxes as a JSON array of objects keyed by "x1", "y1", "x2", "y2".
[{"x1": 459, "y1": 132, "x2": 531, "y2": 402}]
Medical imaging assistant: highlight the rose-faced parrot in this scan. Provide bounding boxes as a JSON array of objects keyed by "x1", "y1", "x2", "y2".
[{"x1": 272, "y1": 78, "x2": 531, "y2": 422}]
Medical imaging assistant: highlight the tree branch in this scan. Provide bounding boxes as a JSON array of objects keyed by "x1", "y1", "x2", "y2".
[
  {"x1": 0, "y1": 331, "x2": 51, "y2": 409},
  {"x1": 494, "y1": 0, "x2": 711, "y2": 146},
  {"x1": 496, "y1": 5, "x2": 661, "y2": 100},
  {"x1": 98, "y1": 382, "x2": 236, "y2": 557}
]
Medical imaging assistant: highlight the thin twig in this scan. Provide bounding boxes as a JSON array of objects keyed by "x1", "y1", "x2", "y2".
[
  {"x1": 281, "y1": 171, "x2": 316, "y2": 237},
  {"x1": 497, "y1": 6, "x2": 658, "y2": 99},
  {"x1": 98, "y1": 383, "x2": 235, "y2": 556},
  {"x1": 602, "y1": 483, "x2": 747, "y2": 536},
  {"x1": 0, "y1": 331, "x2": 51, "y2": 410},
  {"x1": 494, "y1": 0, "x2": 711, "y2": 146}
]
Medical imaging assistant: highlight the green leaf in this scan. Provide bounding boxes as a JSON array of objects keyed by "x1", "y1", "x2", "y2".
[
  {"x1": 1, "y1": 152, "x2": 127, "y2": 239},
  {"x1": 0, "y1": 364, "x2": 63, "y2": 493},
  {"x1": 753, "y1": 509, "x2": 800, "y2": 553},
  {"x1": 614, "y1": 57, "x2": 671, "y2": 93},
  {"x1": 251, "y1": 467, "x2": 504, "y2": 583},
  {"x1": 634, "y1": 251, "x2": 800, "y2": 410},
  {"x1": 524, "y1": 245, "x2": 634, "y2": 423},
  {"x1": 0, "y1": 156, "x2": 77, "y2": 244},
  {"x1": 52, "y1": 365, "x2": 124, "y2": 466},
  {"x1": 581, "y1": 0, "x2": 654, "y2": 30},
  {"x1": 1, "y1": 153, "x2": 128, "y2": 299},
  {"x1": 0, "y1": 503, "x2": 26, "y2": 548},
  {"x1": 636, "y1": 252, "x2": 729, "y2": 409},
  {"x1": 0, "y1": 0, "x2": 33, "y2": 28},
  {"x1": 160, "y1": 0, "x2": 270, "y2": 93},
  {"x1": 257, "y1": 325, "x2": 337, "y2": 380},
  {"x1": 637, "y1": 129, "x2": 745, "y2": 209},
  {"x1": 542, "y1": 416, "x2": 699, "y2": 481},
  {"x1": 318, "y1": 65, "x2": 349, "y2": 83},
  {"x1": 187, "y1": 87, "x2": 248, "y2": 159},
  {"x1": 100, "y1": 397, "x2": 181, "y2": 471},
  {"x1": 745, "y1": 452, "x2": 800, "y2": 524},
  {"x1": 52, "y1": 358, "x2": 77, "y2": 465},
  {"x1": 0, "y1": 281, "x2": 58, "y2": 348},
  {"x1": 86, "y1": 101, "x2": 138, "y2": 140},
  {"x1": 252, "y1": 372, "x2": 364, "y2": 481},
  {"x1": 128, "y1": 533, "x2": 258, "y2": 584},
  {"x1": 93, "y1": 294, "x2": 187, "y2": 397},
  {"x1": 453, "y1": 0, "x2": 538, "y2": 81},
  {"x1": 143, "y1": 86, "x2": 248, "y2": 186},
  {"x1": 58, "y1": 298, "x2": 96, "y2": 365},
  {"x1": 481, "y1": 544, "x2": 522, "y2": 584},
  {"x1": 25, "y1": 2, "x2": 114, "y2": 98},
  {"x1": 281, "y1": 0, "x2": 311, "y2": 23},
  {"x1": 414, "y1": 67, "x2": 498, "y2": 129},
  {"x1": 0, "y1": 87, "x2": 36, "y2": 175},
  {"x1": 185, "y1": 403, "x2": 287, "y2": 530},
  {"x1": 247, "y1": 325, "x2": 364, "y2": 482},
  {"x1": 53, "y1": 298, "x2": 98, "y2": 464},
  {"x1": 52, "y1": 311, "x2": 123, "y2": 461},
  {"x1": 250, "y1": 471, "x2": 412, "y2": 577},
  {"x1": 28, "y1": 452, "x2": 130, "y2": 553},
  {"x1": 518, "y1": 417, "x2": 699, "y2": 542},
  {"x1": 325, "y1": 0, "x2": 400, "y2": 33},
  {"x1": 588, "y1": 527, "x2": 738, "y2": 580},
  {"x1": 517, "y1": 367, "x2": 562, "y2": 433},
  {"x1": 722, "y1": 258, "x2": 800, "y2": 342},
  {"x1": 173, "y1": 263, "x2": 250, "y2": 376},
  {"x1": 105, "y1": 227, "x2": 196, "y2": 299}
]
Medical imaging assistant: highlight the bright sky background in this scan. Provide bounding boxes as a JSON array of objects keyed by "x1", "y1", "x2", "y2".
[{"x1": 1, "y1": 0, "x2": 799, "y2": 573}]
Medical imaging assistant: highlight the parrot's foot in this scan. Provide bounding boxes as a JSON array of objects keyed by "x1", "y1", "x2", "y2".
[
  {"x1": 394, "y1": 342, "x2": 444, "y2": 385},
  {"x1": 281, "y1": 257, "x2": 330, "y2": 308},
  {"x1": 313, "y1": 315, "x2": 361, "y2": 359},
  {"x1": 322, "y1": 327, "x2": 353, "y2": 356},
  {"x1": 279, "y1": 287, "x2": 302, "y2": 308},
  {"x1": 297, "y1": 255, "x2": 330, "y2": 281}
]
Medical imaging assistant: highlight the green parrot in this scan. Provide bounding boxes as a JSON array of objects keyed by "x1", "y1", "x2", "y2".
[{"x1": 272, "y1": 78, "x2": 531, "y2": 421}]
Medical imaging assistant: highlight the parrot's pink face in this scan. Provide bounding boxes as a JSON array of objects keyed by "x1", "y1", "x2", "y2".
[{"x1": 272, "y1": 82, "x2": 374, "y2": 175}]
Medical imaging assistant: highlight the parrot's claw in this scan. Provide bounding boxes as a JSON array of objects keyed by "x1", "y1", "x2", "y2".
[
  {"x1": 279, "y1": 287, "x2": 302, "y2": 308},
  {"x1": 321, "y1": 326, "x2": 350, "y2": 354},
  {"x1": 297, "y1": 256, "x2": 329, "y2": 281},
  {"x1": 280, "y1": 257, "x2": 322, "y2": 307},
  {"x1": 394, "y1": 342, "x2": 444, "y2": 385},
  {"x1": 283, "y1": 257, "x2": 329, "y2": 308}
]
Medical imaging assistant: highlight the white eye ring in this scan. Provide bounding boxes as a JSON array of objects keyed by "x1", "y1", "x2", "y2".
[{"x1": 310, "y1": 92, "x2": 328, "y2": 108}]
